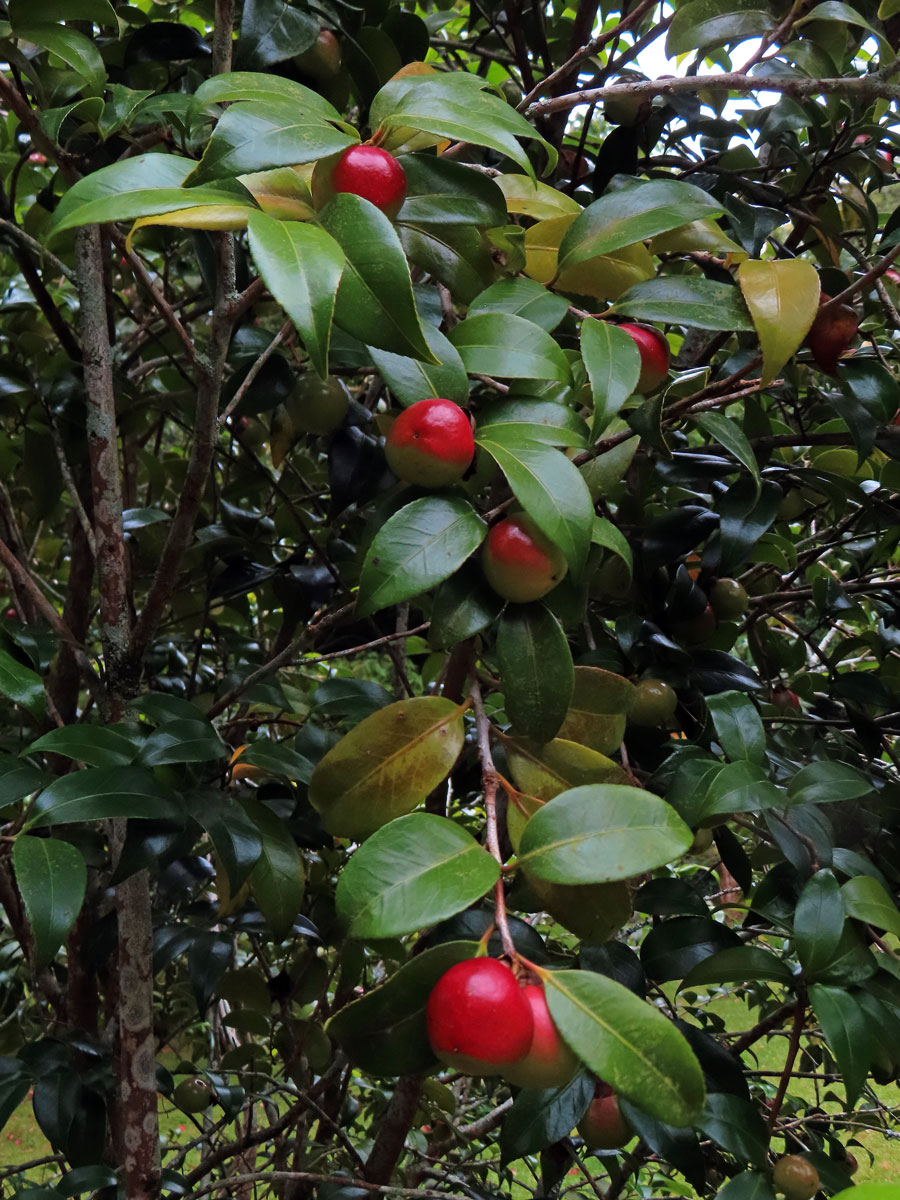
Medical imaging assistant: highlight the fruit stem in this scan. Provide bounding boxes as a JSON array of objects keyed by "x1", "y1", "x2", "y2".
[{"x1": 469, "y1": 674, "x2": 518, "y2": 960}]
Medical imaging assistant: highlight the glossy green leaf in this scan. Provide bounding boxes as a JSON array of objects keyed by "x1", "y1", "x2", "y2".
[
  {"x1": 325, "y1": 940, "x2": 479, "y2": 1075},
  {"x1": 232, "y1": 741, "x2": 313, "y2": 782},
  {"x1": 25, "y1": 767, "x2": 180, "y2": 830},
  {"x1": 610, "y1": 276, "x2": 755, "y2": 331},
  {"x1": 787, "y1": 761, "x2": 871, "y2": 806},
  {"x1": 248, "y1": 804, "x2": 305, "y2": 939},
  {"x1": 475, "y1": 431, "x2": 592, "y2": 576},
  {"x1": 185, "y1": 791, "x2": 262, "y2": 891},
  {"x1": 557, "y1": 180, "x2": 723, "y2": 272},
  {"x1": 400, "y1": 222, "x2": 496, "y2": 305},
  {"x1": 49, "y1": 182, "x2": 256, "y2": 240},
  {"x1": 641, "y1": 916, "x2": 739, "y2": 983},
  {"x1": 518, "y1": 784, "x2": 692, "y2": 884},
  {"x1": 247, "y1": 213, "x2": 343, "y2": 379},
  {"x1": 9, "y1": 0, "x2": 117, "y2": 25},
  {"x1": 12, "y1": 836, "x2": 87, "y2": 968},
  {"x1": 497, "y1": 604, "x2": 573, "y2": 743},
  {"x1": 699, "y1": 760, "x2": 784, "y2": 821},
  {"x1": 832, "y1": 1188, "x2": 900, "y2": 1200},
  {"x1": 24, "y1": 725, "x2": 138, "y2": 769},
  {"x1": 506, "y1": 738, "x2": 628, "y2": 802},
  {"x1": 469, "y1": 278, "x2": 569, "y2": 332},
  {"x1": 369, "y1": 323, "x2": 469, "y2": 406},
  {"x1": 238, "y1": 0, "x2": 318, "y2": 68},
  {"x1": 795, "y1": 870, "x2": 844, "y2": 977},
  {"x1": 137, "y1": 720, "x2": 227, "y2": 765},
  {"x1": 693, "y1": 412, "x2": 761, "y2": 495},
  {"x1": 186, "y1": 101, "x2": 355, "y2": 186},
  {"x1": 0, "y1": 648, "x2": 45, "y2": 717},
  {"x1": 336, "y1": 813, "x2": 499, "y2": 938},
  {"x1": 500, "y1": 1072, "x2": 594, "y2": 1162},
  {"x1": 841, "y1": 875, "x2": 900, "y2": 936},
  {"x1": 309, "y1": 697, "x2": 466, "y2": 839},
  {"x1": 581, "y1": 318, "x2": 642, "y2": 437},
  {"x1": 809, "y1": 983, "x2": 871, "y2": 1106},
  {"x1": 592, "y1": 516, "x2": 633, "y2": 575},
  {"x1": 738, "y1": 259, "x2": 820, "y2": 385},
  {"x1": 398, "y1": 155, "x2": 507, "y2": 228},
  {"x1": 556, "y1": 667, "x2": 636, "y2": 755},
  {"x1": 449, "y1": 313, "x2": 571, "y2": 383},
  {"x1": 477, "y1": 399, "x2": 589, "y2": 449},
  {"x1": 358, "y1": 497, "x2": 486, "y2": 617},
  {"x1": 17, "y1": 25, "x2": 105, "y2": 92},
  {"x1": 697, "y1": 1093, "x2": 768, "y2": 1168},
  {"x1": 47, "y1": 155, "x2": 194, "y2": 238},
  {"x1": 706, "y1": 691, "x2": 765, "y2": 764},
  {"x1": 681, "y1": 946, "x2": 793, "y2": 989},
  {"x1": 544, "y1": 969, "x2": 705, "y2": 1126},
  {"x1": 428, "y1": 564, "x2": 503, "y2": 650},
  {"x1": 667, "y1": 0, "x2": 777, "y2": 56},
  {"x1": 192, "y1": 71, "x2": 346, "y2": 124},
  {"x1": 322, "y1": 194, "x2": 435, "y2": 362}
]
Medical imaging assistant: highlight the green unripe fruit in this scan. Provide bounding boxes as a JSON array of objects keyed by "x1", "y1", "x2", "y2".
[
  {"x1": 779, "y1": 489, "x2": 807, "y2": 521},
  {"x1": 173, "y1": 1077, "x2": 214, "y2": 1114},
  {"x1": 482, "y1": 515, "x2": 568, "y2": 603},
  {"x1": 288, "y1": 375, "x2": 350, "y2": 435},
  {"x1": 630, "y1": 678, "x2": 678, "y2": 726},
  {"x1": 772, "y1": 1155, "x2": 820, "y2": 1200},
  {"x1": 689, "y1": 827, "x2": 715, "y2": 853},
  {"x1": 709, "y1": 577, "x2": 749, "y2": 619},
  {"x1": 604, "y1": 86, "x2": 651, "y2": 127}
]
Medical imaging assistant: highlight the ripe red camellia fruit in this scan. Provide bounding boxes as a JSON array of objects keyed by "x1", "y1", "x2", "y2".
[
  {"x1": 618, "y1": 322, "x2": 670, "y2": 393},
  {"x1": 772, "y1": 1154, "x2": 820, "y2": 1200},
  {"x1": 426, "y1": 958, "x2": 533, "y2": 1075},
  {"x1": 384, "y1": 398, "x2": 474, "y2": 487},
  {"x1": 805, "y1": 294, "x2": 859, "y2": 375},
  {"x1": 294, "y1": 28, "x2": 342, "y2": 82},
  {"x1": 331, "y1": 145, "x2": 406, "y2": 217},
  {"x1": 482, "y1": 514, "x2": 568, "y2": 603},
  {"x1": 578, "y1": 1081, "x2": 632, "y2": 1149},
  {"x1": 771, "y1": 684, "x2": 801, "y2": 711},
  {"x1": 502, "y1": 985, "x2": 579, "y2": 1089}
]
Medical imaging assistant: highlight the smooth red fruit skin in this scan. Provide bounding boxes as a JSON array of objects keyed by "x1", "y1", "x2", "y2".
[
  {"x1": 426, "y1": 958, "x2": 533, "y2": 1076},
  {"x1": 577, "y1": 1082, "x2": 632, "y2": 1149},
  {"x1": 295, "y1": 28, "x2": 342, "y2": 81},
  {"x1": 502, "y1": 985, "x2": 579, "y2": 1089},
  {"x1": 772, "y1": 685, "x2": 800, "y2": 711},
  {"x1": 482, "y1": 515, "x2": 568, "y2": 603},
  {"x1": 805, "y1": 296, "x2": 859, "y2": 375},
  {"x1": 618, "y1": 323, "x2": 670, "y2": 393},
  {"x1": 331, "y1": 145, "x2": 406, "y2": 217},
  {"x1": 385, "y1": 398, "x2": 474, "y2": 487}
]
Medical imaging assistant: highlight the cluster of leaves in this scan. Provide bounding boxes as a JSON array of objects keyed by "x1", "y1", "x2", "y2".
[{"x1": 2, "y1": 0, "x2": 900, "y2": 1198}]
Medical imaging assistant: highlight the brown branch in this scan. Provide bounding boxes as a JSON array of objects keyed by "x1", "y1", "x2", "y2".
[
  {"x1": 470, "y1": 674, "x2": 516, "y2": 959},
  {"x1": 768, "y1": 995, "x2": 807, "y2": 1132},
  {"x1": 364, "y1": 1075, "x2": 427, "y2": 1184}
]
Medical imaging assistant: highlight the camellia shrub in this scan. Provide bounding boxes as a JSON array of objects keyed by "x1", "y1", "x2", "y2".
[{"x1": 0, "y1": 1, "x2": 900, "y2": 1199}]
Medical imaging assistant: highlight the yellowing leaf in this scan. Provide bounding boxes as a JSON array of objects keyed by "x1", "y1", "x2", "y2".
[
  {"x1": 523, "y1": 216, "x2": 654, "y2": 299},
  {"x1": 738, "y1": 259, "x2": 820, "y2": 385},
  {"x1": 239, "y1": 166, "x2": 316, "y2": 220},
  {"x1": 308, "y1": 696, "x2": 466, "y2": 839},
  {"x1": 524, "y1": 215, "x2": 572, "y2": 284},
  {"x1": 127, "y1": 204, "x2": 251, "y2": 250},
  {"x1": 651, "y1": 218, "x2": 747, "y2": 261},
  {"x1": 498, "y1": 175, "x2": 582, "y2": 220}
]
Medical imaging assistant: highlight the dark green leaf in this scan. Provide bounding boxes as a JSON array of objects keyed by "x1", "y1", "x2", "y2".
[
  {"x1": 449, "y1": 313, "x2": 572, "y2": 383},
  {"x1": 137, "y1": 720, "x2": 227, "y2": 765},
  {"x1": 693, "y1": 412, "x2": 761, "y2": 495},
  {"x1": 478, "y1": 399, "x2": 590, "y2": 449},
  {"x1": 497, "y1": 604, "x2": 573, "y2": 743},
  {"x1": 25, "y1": 767, "x2": 180, "y2": 830},
  {"x1": 610, "y1": 277, "x2": 755, "y2": 331},
  {"x1": 641, "y1": 916, "x2": 739, "y2": 983},
  {"x1": 714, "y1": 1174, "x2": 778, "y2": 1200},
  {"x1": 696, "y1": 1093, "x2": 768, "y2": 1168},
  {"x1": 336, "y1": 813, "x2": 499, "y2": 938},
  {"x1": 369, "y1": 323, "x2": 469, "y2": 407},
  {"x1": 706, "y1": 691, "x2": 765, "y2": 764},
  {"x1": 237, "y1": 0, "x2": 318, "y2": 68},
  {"x1": 668, "y1": 0, "x2": 776, "y2": 56},
  {"x1": 681, "y1": 946, "x2": 793, "y2": 989},
  {"x1": 795, "y1": 870, "x2": 844, "y2": 978},
  {"x1": 24, "y1": 726, "x2": 137, "y2": 769},
  {"x1": 12, "y1": 836, "x2": 87, "y2": 968},
  {"x1": 358, "y1": 497, "x2": 486, "y2": 617},
  {"x1": 787, "y1": 761, "x2": 871, "y2": 806},
  {"x1": 185, "y1": 791, "x2": 262, "y2": 890},
  {"x1": 248, "y1": 804, "x2": 305, "y2": 939},
  {"x1": 809, "y1": 983, "x2": 871, "y2": 1106},
  {"x1": 699, "y1": 760, "x2": 784, "y2": 821},
  {"x1": 581, "y1": 318, "x2": 642, "y2": 436},
  {"x1": 500, "y1": 1072, "x2": 593, "y2": 1162},
  {"x1": 397, "y1": 155, "x2": 507, "y2": 228},
  {"x1": 0, "y1": 648, "x2": 45, "y2": 717}
]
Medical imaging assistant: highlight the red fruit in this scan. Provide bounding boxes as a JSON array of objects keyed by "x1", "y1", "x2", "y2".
[
  {"x1": 426, "y1": 958, "x2": 534, "y2": 1076},
  {"x1": 482, "y1": 515, "x2": 568, "y2": 603},
  {"x1": 805, "y1": 294, "x2": 859, "y2": 375},
  {"x1": 3, "y1": 608, "x2": 16, "y2": 620},
  {"x1": 578, "y1": 1082, "x2": 632, "y2": 1149},
  {"x1": 672, "y1": 604, "x2": 716, "y2": 645},
  {"x1": 772, "y1": 685, "x2": 800, "y2": 711},
  {"x1": 331, "y1": 145, "x2": 406, "y2": 217},
  {"x1": 384, "y1": 398, "x2": 474, "y2": 487},
  {"x1": 502, "y1": 985, "x2": 579, "y2": 1089},
  {"x1": 294, "y1": 28, "x2": 342, "y2": 81},
  {"x1": 617, "y1": 323, "x2": 670, "y2": 394}
]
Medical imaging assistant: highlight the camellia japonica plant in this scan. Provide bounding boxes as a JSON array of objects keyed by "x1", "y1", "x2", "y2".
[{"x1": 1, "y1": 1, "x2": 900, "y2": 1199}]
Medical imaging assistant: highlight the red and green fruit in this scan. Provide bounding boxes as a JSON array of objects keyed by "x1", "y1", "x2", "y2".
[
  {"x1": 173, "y1": 1077, "x2": 214, "y2": 1114},
  {"x1": 482, "y1": 515, "x2": 568, "y2": 603},
  {"x1": 805, "y1": 295, "x2": 859, "y2": 375},
  {"x1": 289, "y1": 374, "x2": 350, "y2": 435},
  {"x1": 577, "y1": 1081, "x2": 632, "y2": 1149},
  {"x1": 772, "y1": 1154, "x2": 820, "y2": 1200},
  {"x1": 630, "y1": 678, "x2": 677, "y2": 726},
  {"x1": 502, "y1": 984, "x2": 578, "y2": 1089},
  {"x1": 771, "y1": 684, "x2": 800, "y2": 711},
  {"x1": 331, "y1": 145, "x2": 407, "y2": 217},
  {"x1": 709, "y1": 577, "x2": 749, "y2": 619},
  {"x1": 618, "y1": 323, "x2": 670, "y2": 393},
  {"x1": 384, "y1": 398, "x2": 474, "y2": 487},
  {"x1": 672, "y1": 604, "x2": 716, "y2": 644},
  {"x1": 426, "y1": 958, "x2": 533, "y2": 1075},
  {"x1": 294, "y1": 28, "x2": 342, "y2": 81}
]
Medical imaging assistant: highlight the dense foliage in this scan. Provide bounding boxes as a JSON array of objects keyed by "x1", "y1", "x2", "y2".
[{"x1": 1, "y1": 0, "x2": 900, "y2": 1198}]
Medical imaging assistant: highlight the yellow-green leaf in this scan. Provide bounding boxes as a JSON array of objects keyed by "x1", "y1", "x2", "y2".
[
  {"x1": 738, "y1": 259, "x2": 820, "y2": 385},
  {"x1": 127, "y1": 204, "x2": 252, "y2": 250},
  {"x1": 498, "y1": 175, "x2": 582, "y2": 220},
  {"x1": 308, "y1": 697, "x2": 466, "y2": 839}
]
